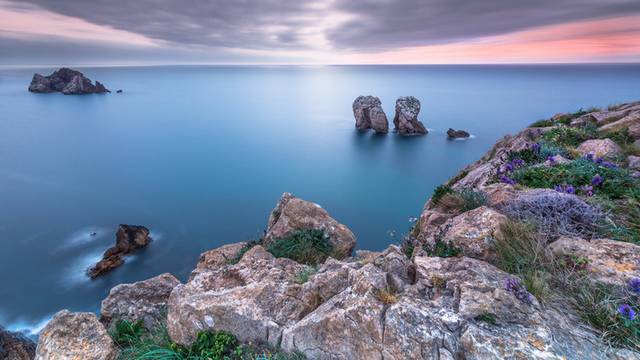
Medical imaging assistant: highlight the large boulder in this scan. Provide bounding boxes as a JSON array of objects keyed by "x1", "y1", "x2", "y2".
[
  {"x1": 549, "y1": 237, "x2": 640, "y2": 288},
  {"x1": 101, "y1": 273, "x2": 181, "y2": 329},
  {"x1": 35, "y1": 310, "x2": 117, "y2": 360},
  {"x1": 352, "y1": 96, "x2": 389, "y2": 133},
  {"x1": 264, "y1": 193, "x2": 356, "y2": 260},
  {"x1": 393, "y1": 96, "x2": 427, "y2": 135},
  {"x1": 0, "y1": 326, "x2": 36, "y2": 360},
  {"x1": 28, "y1": 68, "x2": 110, "y2": 95},
  {"x1": 88, "y1": 224, "x2": 152, "y2": 278},
  {"x1": 167, "y1": 245, "x2": 316, "y2": 346},
  {"x1": 576, "y1": 139, "x2": 622, "y2": 159}
]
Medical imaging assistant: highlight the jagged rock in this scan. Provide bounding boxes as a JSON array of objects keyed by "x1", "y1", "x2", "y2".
[
  {"x1": 264, "y1": 193, "x2": 356, "y2": 260},
  {"x1": 28, "y1": 68, "x2": 110, "y2": 95},
  {"x1": 352, "y1": 96, "x2": 389, "y2": 133},
  {"x1": 35, "y1": 310, "x2": 117, "y2": 360},
  {"x1": 167, "y1": 245, "x2": 314, "y2": 346},
  {"x1": 447, "y1": 128, "x2": 470, "y2": 139},
  {"x1": 0, "y1": 326, "x2": 36, "y2": 360},
  {"x1": 393, "y1": 96, "x2": 427, "y2": 135},
  {"x1": 189, "y1": 242, "x2": 247, "y2": 280},
  {"x1": 628, "y1": 155, "x2": 640, "y2": 170},
  {"x1": 422, "y1": 206, "x2": 508, "y2": 263},
  {"x1": 88, "y1": 224, "x2": 152, "y2": 278},
  {"x1": 101, "y1": 273, "x2": 180, "y2": 329},
  {"x1": 549, "y1": 237, "x2": 640, "y2": 288},
  {"x1": 576, "y1": 139, "x2": 622, "y2": 159}
]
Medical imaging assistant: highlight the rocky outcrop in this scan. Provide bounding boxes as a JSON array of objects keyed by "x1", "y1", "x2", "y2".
[
  {"x1": 393, "y1": 96, "x2": 427, "y2": 135},
  {"x1": 549, "y1": 237, "x2": 640, "y2": 288},
  {"x1": 447, "y1": 128, "x2": 470, "y2": 139},
  {"x1": 101, "y1": 273, "x2": 180, "y2": 329},
  {"x1": 576, "y1": 138, "x2": 623, "y2": 159},
  {"x1": 0, "y1": 326, "x2": 36, "y2": 360},
  {"x1": 189, "y1": 242, "x2": 247, "y2": 280},
  {"x1": 88, "y1": 225, "x2": 152, "y2": 278},
  {"x1": 35, "y1": 310, "x2": 117, "y2": 360},
  {"x1": 264, "y1": 193, "x2": 356, "y2": 260},
  {"x1": 28, "y1": 68, "x2": 110, "y2": 95},
  {"x1": 353, "y1": 96, "x2": 389, "y2": 133}
]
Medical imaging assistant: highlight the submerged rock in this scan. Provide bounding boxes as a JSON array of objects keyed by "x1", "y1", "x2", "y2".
[
  {"x1": 35, "y1": 310, "x2": 117, "y2": 360},
  {"x1": 87, "y1": 224, "x2": 152, "y2": 278},
  {"x1": 101, "y1": 273, "x2": 180, "y2": 329},
  {"x1": 447, "y1": 128, "x2": 470, "y2": 139},
  {"x1": 352, "y1": 96, "x2": 389, "y2": 133},
  {"x1": 0, "y1": 326, "x2": 36, "y2": 360},
  {"x1": 28, "y1": 68, "x2": 110, "y2": 95},
  {"x1": 393, "y1": 96, "x2": 427, "y2": 135},
  {"x1": 264, "y1": 192, "x2": 356, "y2": 260}
]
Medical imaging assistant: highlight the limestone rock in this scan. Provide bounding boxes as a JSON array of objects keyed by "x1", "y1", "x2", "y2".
[
  {"x1": 576, "y1": 139, "x2": 622, "y2": 159},
  {"x1": 549, "y1": 237, "x2": 640, "y2": 288},
  {"x1": 28, "y1": 68, "x2": 110, "y2": 95},
  {"x1": 393, "y1": 96, "x2": 427, "y2": 135},
  {"x1": 101, "y1": 273, "x2": 180, "y2": 329},
  {"x1": 264, "y1": 193, "x2": 356, "y2": 260},
  {"x1": 628, "y1": 155, "x2": 640, "y2": 170},
  {"x1": 427, "y1": 206, "x2": 508, "y2": 263},
  {"x1": 35, "y1": 310, "x2": 117, "y2": 360},
  {"x1": 88, "y1": 224, "x2": 152, "y2": 278},
  {"x1": 189, "y1": 242, "x2": 247, "y2": 280},
  {"x1": 0, "y1": 326, "x2": 36, "y2": 360},
  {"x1": 598, "y1": 110, "x2": 640, "y2": 138},
  {"x1": 447, "y1": 128, "x2": 470, "y2": 139},
  {"x1": 352, "y1": 96, "x2": 389, "y2": 133}
]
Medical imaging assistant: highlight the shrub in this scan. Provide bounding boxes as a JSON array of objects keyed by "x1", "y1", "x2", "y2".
[
  {"x1": 267, "y1": 229, "x2": 332, "y2": 265},
  {"x1": 541, "y1": 125, "x2": 596, "y2": 148},
  {"x1": 425, "y1": 238, "x2": 462, "y2": 258},
  {"x1": 508, "y1": 141, "x2": 570, "y2": 166},
  {"x1": 529, "y1": 119, "x2": 554, "y2": 128},
  {"x1": 599, "y1": 128, "x2": 640, "y2": 157},
  {"x1": 431, "y1": 185, "x2": 453, "y2": 205},
  {"x1": 500, "y1": 191, "x2": 606, "y2": 239}
]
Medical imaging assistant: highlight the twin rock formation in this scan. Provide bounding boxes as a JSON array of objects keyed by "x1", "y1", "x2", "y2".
[
  {"x1": 353, "y1": 95, "x2": 470, "y2": 138},
  {"x1": 353, "y1": 95, "x2": 427, "y2": 136},
  {"x1": 28, "y1": 68, "x2": 110, "y2": 95}
]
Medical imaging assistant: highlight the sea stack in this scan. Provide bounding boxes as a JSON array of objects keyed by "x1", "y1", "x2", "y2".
[
  {"x1": 393, "y1": 96, "x2": 427, "y2": 135},
  {"x1": 352, "y1": 95, "x2": 389, "y2": 134},
  {"x1": 28, "y1": 68, "x2": 110, "y2": 95},
  {"x1": 87, "y1": 224, "x2": 151, "y2": 278},
  {"x1": 447, "y1": 128, "x2": 470, "y2": 139}
]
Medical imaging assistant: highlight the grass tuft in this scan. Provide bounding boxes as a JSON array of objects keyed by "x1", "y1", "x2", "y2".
[{"x1": 267, "y1": 229, "x2": 332, "y2": 265}]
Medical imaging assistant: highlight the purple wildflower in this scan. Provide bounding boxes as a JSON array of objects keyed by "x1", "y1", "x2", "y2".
[
  {"x1": 531, "y1": 143, "x2": 541, "y2": 153},
  {"x1": 618, "y1": 304, "x2": 636, "y2": 321},
  {"x1": 500, "y1": 175, "x2": 517, "y2": 185},
  {"x1": 584, "y1": 153, "x2": 595, "y2": 162},
  {"x1": 579, "y1": 185, "x2": 593, "y2": 197},
  {"x1": 595, "y1": 157, "x2": 604, "y2": 165},
  {"x1": 504, "y1": 163, "x2": 514, "y2": 172},
  {"x1": 565, "y1": 185, "x2": 575, "y2": 194},
  {"x1": 511, "y1": 158, "x2": 525, "y2": 167},
  {"x1": 554, "y1": 185, "x2": 563, "y2": 192},
  {"x1": 591, "y1": 174, "x2": 603, "y2": 187},
  {"x1": 504, "y1": 277, "x2": 534, "y2": 305},
  {"x1": 554, "y1": 184, "x2": 576, "y2": 194},
  {"x1": 602, "y1": 161, "x2": 617, "y2": 169},
  {"x1": 547, "y1": 155, "x2": 556, "y2": 165},
  {"x1": 629, "y1": 278, "x2": 640, "y2": 294}
]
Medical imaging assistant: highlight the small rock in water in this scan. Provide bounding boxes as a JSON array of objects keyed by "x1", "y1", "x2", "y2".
[
  {"x1": 447, "y1": 128, "x2": 470, "y2": 139},
  {"x1": 28, "y1": 68, "x2": 110, "y2": 95},
  {"x1": 87, "y1": 224, "x2": 151, "y2": 278},
  {"x1": 393, "y1": 96, "x2": 427, "y2": 135},
  {"x1": 116, "y1": 89, "x2": 123, "y2": 93}
]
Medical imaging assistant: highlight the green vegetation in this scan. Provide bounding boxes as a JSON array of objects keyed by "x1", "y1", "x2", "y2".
[
  {"x1": 431, "y1": 184, "x2": 453, "y2": 205},
  {"x1": 267, "y1": 229, "x2": 332, "y2": 265},
  {"x1": 425, "y1": 238, "x2": 462, "y2": 258},
  {"x1": 474, "y1": 313, "x2": 497, "y2": 326},
  {"x1": 529, "y1": 119, "x2": 555, "y2": 128},
  {"x1": 511, "y1": 159, "x2": 640, "y2": 200},
  {"x1": 111, "y1": 320, "x2": 304, "y2": 360},
  {"x1": 541, "y1": 125, "x2": 597, "y2": 148},
  {"x1": 294, "y1": 265, "x2": 318, "y2": 284},
  {"x1": 508, "y1": 141, "x2": 569, "y2": 165},
  {"x1": 227, "y1": 242, "x2": 257, "y2": 265},
  {"x1": 434, "y1": 187, "x2": 487, "y2": 213}
]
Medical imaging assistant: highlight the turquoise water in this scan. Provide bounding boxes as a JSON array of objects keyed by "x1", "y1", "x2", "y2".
[{"x1": 1, "y1": 64, "x2": 639, "y2": 332}]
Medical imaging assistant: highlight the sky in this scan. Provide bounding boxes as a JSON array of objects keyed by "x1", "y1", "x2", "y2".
[{"x1": 1, "y1": 0, "x2": 640, "y2": 65}]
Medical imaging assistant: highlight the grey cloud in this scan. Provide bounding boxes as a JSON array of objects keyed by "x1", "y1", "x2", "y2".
[{"x1": 10, "y1": 0, "x2": 640, "y2": 52}]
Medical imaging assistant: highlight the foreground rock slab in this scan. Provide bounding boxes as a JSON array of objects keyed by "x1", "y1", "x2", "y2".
[
  {"x1": 0, "y1": 326, "x2": 36, "y2": 360},
  {"x1": 353, "y1": 95, "x2": 389, "y2": 133},
  {"x1": 393, "y1": 96, "x2": 427, "y2": 135},
  {"x1": 29, "y1": 68, "x2": 110, "y2": 95},
  {"x1": 264, "y1": 192, "x2": 356, "y2": 259},
  {"x1": 101, "y1": 272, "x2": 180, "y2": 329},
  {"x1": 88, "y1": 224, "x2": 152, "y2": 278},
  {"x1": 35, "y1": 310, "x2": 117, "y2": 360}
]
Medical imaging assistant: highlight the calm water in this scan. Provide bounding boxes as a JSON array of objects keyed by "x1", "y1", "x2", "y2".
[{"x1": 1, "y1": 64, "x2": 639, "y2": 333}]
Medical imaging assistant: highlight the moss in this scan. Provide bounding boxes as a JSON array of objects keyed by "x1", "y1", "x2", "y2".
[{"x1": 267, "y1": 229, "x2": 332, "y2": 265}]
